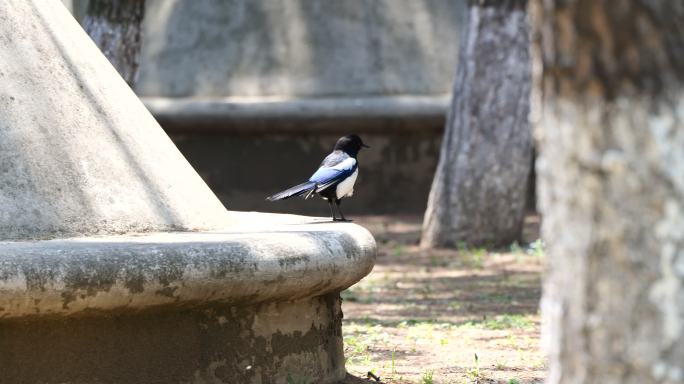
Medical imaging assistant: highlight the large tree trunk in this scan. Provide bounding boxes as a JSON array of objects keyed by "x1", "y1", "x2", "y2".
[
  {"x1": 421, "y1": 0, "x2": 532, "y2": 248},
  {"x1": 82, "y1": 0, "x2": 145, "y2": 87},
  {"x1": 532, "y1": 1, "x2": 684, "y2": 383}
]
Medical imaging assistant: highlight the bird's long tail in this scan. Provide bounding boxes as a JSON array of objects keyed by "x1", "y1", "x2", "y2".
[{"x1": 266, "y1": 181, "x2": 317, "y2": 201}]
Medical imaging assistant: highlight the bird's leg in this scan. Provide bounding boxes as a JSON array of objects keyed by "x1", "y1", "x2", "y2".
[
  {"x1": 328, "y1": 199, "x2": 337, "y2": 221},
  {"x1": 334, "y1": 199, "x2": 351, "y2": 222}
]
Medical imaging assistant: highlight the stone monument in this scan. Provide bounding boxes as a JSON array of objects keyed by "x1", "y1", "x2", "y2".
[{"x1": 0, "y1": 1, "x2": 375, "y2": 383}]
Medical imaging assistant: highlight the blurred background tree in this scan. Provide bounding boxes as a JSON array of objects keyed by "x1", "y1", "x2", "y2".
[
  {"x1": 82, "y1": 0, "x2": 145, "y2": 87},
  {"x1": 421, "y1": 0, "x2": 532, "y2": 248},
  {"x1": 533, "y1": 0, "x2": 684, "y2": 382}
]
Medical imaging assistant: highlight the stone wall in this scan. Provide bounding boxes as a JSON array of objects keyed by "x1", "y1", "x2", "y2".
[
  {"x1": 134, "y1": 0, "x2": 461, "y2": 98},
  {"x1": 172, "y1": 132, "x2": 443, "y2": 215},
  {"x1": 72, "y1": 0, "x2": 465, "y2": 215}
]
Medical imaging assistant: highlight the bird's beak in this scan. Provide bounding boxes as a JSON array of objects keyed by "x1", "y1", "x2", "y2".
[{"x1": 362, "y1": 143, "x2": 370, "y2": 148}]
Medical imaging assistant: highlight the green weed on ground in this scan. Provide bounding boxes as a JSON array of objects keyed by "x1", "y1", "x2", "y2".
[{"x1": 420, "y1": 370, "x2": 434, "y2": 384}]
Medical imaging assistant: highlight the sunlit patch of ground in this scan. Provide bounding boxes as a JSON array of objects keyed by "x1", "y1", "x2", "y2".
[{"x1": 342, "y1": 215, "x2": 545, "y2": 384}]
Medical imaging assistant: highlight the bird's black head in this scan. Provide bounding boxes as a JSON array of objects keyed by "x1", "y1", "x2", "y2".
[{"x1": 334, "y1": 134, "x2": 369, "y2": 157}]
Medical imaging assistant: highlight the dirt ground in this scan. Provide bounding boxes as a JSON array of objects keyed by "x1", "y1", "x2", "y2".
[{"x1": 341, "y1": 215, "x2": 545, "y2": 384}]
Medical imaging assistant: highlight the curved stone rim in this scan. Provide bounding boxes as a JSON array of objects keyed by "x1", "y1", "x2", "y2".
[{"x1": 0, "y1": 213, "x2": 376, "y2": 319}]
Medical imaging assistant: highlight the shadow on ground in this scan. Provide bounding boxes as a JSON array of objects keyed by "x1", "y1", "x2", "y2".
[{"x1": 342, "y1": 215, "x2": 545, "y2": 384}]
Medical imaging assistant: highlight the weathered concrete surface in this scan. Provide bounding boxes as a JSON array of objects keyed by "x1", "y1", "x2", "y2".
[
  {"x1": 0, "y1": 0, "x2": 228, "y2": 241},
  {"x1": 134, "y1": 0, "x2": 463, "y2": 98},
  {"x1": 0, "y1": 2, "x2": 378, "y2": 382},
  {"x1": 0, "y1": 293, "x2": 346, "y2": 384},
  {"x1": 0, "y1": 212, "x2": 375, "y2": 318}
]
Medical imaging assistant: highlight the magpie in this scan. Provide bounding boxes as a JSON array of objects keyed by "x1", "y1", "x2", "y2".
[{"x1": 266, "y1": 134, "x2": 369, "y2": 221}]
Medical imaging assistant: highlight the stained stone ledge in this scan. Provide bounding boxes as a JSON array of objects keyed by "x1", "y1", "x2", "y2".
[{"x1": 0, "y1": 212, "x2": 376, "y2": 384}]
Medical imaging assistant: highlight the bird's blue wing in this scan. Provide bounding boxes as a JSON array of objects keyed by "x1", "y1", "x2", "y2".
[{"x1": 309, "y1": 157, "x2": 357, "y2": 191}]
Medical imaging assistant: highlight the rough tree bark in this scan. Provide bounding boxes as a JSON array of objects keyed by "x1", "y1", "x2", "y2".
[
  {"x1": 82, "y1": 0, "x2": 145, "y2": 87},
  {"x1": 532, "y1": 1, "x2": 684, "y2": 383},
  {"x1": 421, "y1": 0, "x2": 532, "y2": 248}
]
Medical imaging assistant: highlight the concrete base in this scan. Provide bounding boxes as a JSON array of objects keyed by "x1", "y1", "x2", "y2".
[
  {"x1": 0, "y1": 212, "x2": 375, "y2": 384},
  {"x1": 0, "y1": 293, "x2": 344, "y2": 384}
]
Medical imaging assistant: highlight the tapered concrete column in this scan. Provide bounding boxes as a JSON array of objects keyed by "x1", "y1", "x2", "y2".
[
  {"x1": 0, "y1": 1, "x2": 375, "y2": 383},
  {"x1": 0, "y1": 0, "x2": 229, "y2": 241}
]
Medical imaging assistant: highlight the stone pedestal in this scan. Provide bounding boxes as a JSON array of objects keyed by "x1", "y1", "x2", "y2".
[
  {"x1": 0, "y1": 1, "x2": 376, "y2": 383},
  {"x1": 0, "y1": 213, "x2": 374, "y2": 383}
]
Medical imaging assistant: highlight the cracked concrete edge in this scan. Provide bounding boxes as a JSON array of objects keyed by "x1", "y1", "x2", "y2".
[{"x1": 0, "y1": 212, "x2": 377, "y2": 319}]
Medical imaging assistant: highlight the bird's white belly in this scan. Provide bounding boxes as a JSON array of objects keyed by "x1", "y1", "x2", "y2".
[{"x1": 336, "y1": 169, "x2": 358, "y2": 199}]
